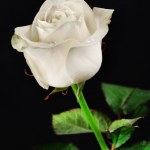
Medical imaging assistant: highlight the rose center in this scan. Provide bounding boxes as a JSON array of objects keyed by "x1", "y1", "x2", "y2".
[
  {"x1": 45, "y1": 5, "x2": 76, "y2": 24},
  {"x1": 51, "y1": 11, "x2": 67, "y2": 23}
]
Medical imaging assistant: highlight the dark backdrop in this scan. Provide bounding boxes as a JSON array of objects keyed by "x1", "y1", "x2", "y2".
[{"x1": 1, "y1": 0, "x2": 150, "y2": 150}]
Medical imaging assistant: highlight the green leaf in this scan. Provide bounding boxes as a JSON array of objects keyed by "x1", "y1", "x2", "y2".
[
  {"x1": 101, "y1": 83, "x2": 150, "y2": 115},
  {"x1": 119, "y1": 141, "x2": 150, "y2": 150},
  {"x1": 109, "y1": 118, "x2": 141, "y2": 133},
  {"x1": 52, "y1": 108, "x2": 111, "y2": 135},
  {"x1": 132, "y1": 105, "x2": 149, "y2": 118},
  {"x1": 111, "y1": 126, "x2": 135, "y2": 148},
  {"x1": 33, "y1": 142, "x2": 79, "y2": 150}
]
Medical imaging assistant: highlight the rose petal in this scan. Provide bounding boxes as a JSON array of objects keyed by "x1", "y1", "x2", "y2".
[
  {"x1": 11, "y1": 34, "x2": 28, "y2": 52},
  {"x1": 45, "y1": 16, "x2": 90, "y2": 43},
  {"x1": 32, "y1": 0, "x2": 69, "y2": 38},
  {"x1": 36, "y1": 19, "x2": 55, "y2": 42},
  {"x1": 36, "y1": 17, "x2": 77, "y2": 42},
  {"x1": 60, "y1": 0, "x2": 84, "y2": 19},
  {"x1": 12, "y1": 25, "x2": 33, "y2": 51},
  {"x1": 23, "y1": 39, "x2": 79, "y2": 89},
  {"x1": 24, "y1": 51, "x2": 49, "y2": 89},
  {"x1": 36, "y1": 26, "x2": 54, "y2": 43},
  {"x1": 81, "y1": 0, "x2": 97, "y2": 33},
  {"x1": 13, "y1": 25, "x2": 56, "y2": 51},
  {"x1": 93, "y1": 8, "x2": 114, "y2": 38},
  {"x1": 37, "y1": 19, "x2": 54, "y2": 29},
  {"x1": 66, "y1": 38, "x2": 102, "y2": 83}
]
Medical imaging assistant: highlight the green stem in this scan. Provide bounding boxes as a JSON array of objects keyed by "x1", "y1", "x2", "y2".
[{"x1": 71, "y1": 84, "x2": 109, "y2": 150}]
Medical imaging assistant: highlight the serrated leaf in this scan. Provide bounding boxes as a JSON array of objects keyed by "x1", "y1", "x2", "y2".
[
  {"x1": 109, "y1": 118, "x2": 141, "y2": 133},
  {"x1": 119, "y1": 141, "x2": 150, "y2": 150},
  {"x1": 123, "y1": 88, "x2": 150, "y2": 114},
  {"x1": 132, "y1": 105, "x2": 149, "y2": 118},
  {"x1": 101, "y1": 83, "x2": 133, "y2": 114},
  {"x1": 101, "y1": 83, "x2": 150, "y2": 115},
  {"x1": 52, "y1": 108, "x2": 111, "y2": 135},
  {"x1": 111, "y1": 126, "x2": 135, "y2": 148},
  {"x1": 33, "y1": 142, "x2": 79, "y2": 150}
]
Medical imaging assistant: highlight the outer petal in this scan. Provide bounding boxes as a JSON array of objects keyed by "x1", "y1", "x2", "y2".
[
  {"x1": 80, "y1": 0, "x2": 97, "y2": 33},
  {"x1": 23, "y1": 39, "x2": 79, "y2": 89},
  {"x1": 12, "y1": 25, "x2": 57, "y2": 52},
  {"x1": 65, "y1": 7, "x2": 114, "y2": 83},
  {"x1": 11, "y1": 35, "x2": 28, "y2": 52},
  {"x1": 66, "y1": 30, "x2": 102, "y2": 83},
  {"x1": 93, "y1": 8, "x2": 114, "y2": 39},
  {"x1": 14, "y1": 25, "x2": 40, "y2": 44},
  {"x1": 12, "y1": 25, "x2": 32, "y2": 52}
]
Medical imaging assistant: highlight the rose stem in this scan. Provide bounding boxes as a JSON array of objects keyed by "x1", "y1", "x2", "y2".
[{"x1": 71, "y1": 84, "x2": 109, "y2": 150}]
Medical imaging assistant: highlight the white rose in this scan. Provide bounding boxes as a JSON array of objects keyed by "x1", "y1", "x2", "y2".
[{"x1": 11, "y1": 0, "x2": 114, "y2": 89}]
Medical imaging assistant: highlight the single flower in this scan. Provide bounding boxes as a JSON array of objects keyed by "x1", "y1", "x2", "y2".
[{"x1": 11, "y1": 0, "x2": 114, "y2": 89}]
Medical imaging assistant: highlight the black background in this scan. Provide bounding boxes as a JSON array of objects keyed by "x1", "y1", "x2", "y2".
[{"x1": 1, "y1": 0, "x2": 150, "y2": 149}]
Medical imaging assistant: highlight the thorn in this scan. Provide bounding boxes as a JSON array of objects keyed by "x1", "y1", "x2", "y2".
[{"x1": 24, "y1": 69, "x2": 33, "y2": 77}]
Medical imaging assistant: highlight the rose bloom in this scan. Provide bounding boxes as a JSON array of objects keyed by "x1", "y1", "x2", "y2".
[{"x1": 11, "y1": 0, "x2": 114, "y2": 89}]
